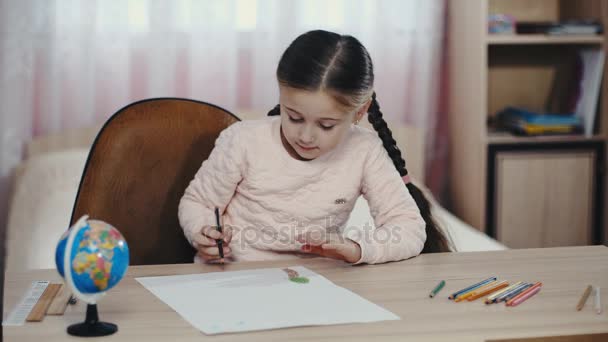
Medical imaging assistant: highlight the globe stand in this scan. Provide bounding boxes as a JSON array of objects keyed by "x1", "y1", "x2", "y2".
[{"x1": 67, "y1": 304, "x2": 117, "y2": 337}]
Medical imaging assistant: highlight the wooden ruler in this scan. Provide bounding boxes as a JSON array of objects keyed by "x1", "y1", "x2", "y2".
[{"x1": 26, "y1": 283, "x2": 62, "y2": 322}]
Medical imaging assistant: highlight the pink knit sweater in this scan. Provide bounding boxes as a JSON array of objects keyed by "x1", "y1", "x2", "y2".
[{"x1": 178, "y1": 117, "x2": 426, "y2": 264}]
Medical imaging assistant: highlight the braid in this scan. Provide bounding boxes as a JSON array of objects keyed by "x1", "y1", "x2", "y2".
[
  {"x1": 367, "y1": 93, "x2": 407, "y2": 176},
  {"x1": 267, "y1": 104, "x2": 280, "y2": 116},
  {"x1": 368, "y1": 93, "x2": 452, "y2": 253}
]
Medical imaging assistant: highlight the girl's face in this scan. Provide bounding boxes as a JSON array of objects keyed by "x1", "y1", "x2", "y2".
[{"x1": 279, "y1": 86, "x2": 360, "y2": 161}]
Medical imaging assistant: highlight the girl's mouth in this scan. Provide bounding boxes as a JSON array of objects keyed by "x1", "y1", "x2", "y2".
[{"x1": 297, "y1": 144, "x2": 317, "y2": 151}]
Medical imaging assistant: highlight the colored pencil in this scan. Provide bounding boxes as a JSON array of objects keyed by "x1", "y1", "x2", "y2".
[
  {"x1": 496, "y1": 283, "x2": 533, "y2": 303},
  {"x1": 503, "y1": 283, "x2": 536, "y2": 303},
  {"x1": 576, "y1": 285, "x2": 593, "y2": 311},
  {"x1": 449, "y1": 277, "x2": 497, "y2": 300},
  {"x1": 429, "y1": 280, "x2": 446, "y2": 298},
  {"x1": 506, "y1": 285, "x2": 541, "y2": 307},
  {"x1": 506, "y1": 282, "x2": 542, "y2": 306},
  {"x1": 485, "y1": 281, "x2": 523, "y2": 304},
  {"x1": 454, "y1": 281, "x2": 498, "y2": 302},
  {"x1": 496, "y1": 283, "x2": 532, "y2": 303},
  {"x1": 595, "y1": 287, "x2": 602, "y2": 315},
  {"x1": 468, "y1": 281, "x2": 509, "y2": 301}
]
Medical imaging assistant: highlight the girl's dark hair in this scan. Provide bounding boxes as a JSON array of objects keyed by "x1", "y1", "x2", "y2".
[{"x1": 268, "y1": 30, "x2": 451, "y2": 253}]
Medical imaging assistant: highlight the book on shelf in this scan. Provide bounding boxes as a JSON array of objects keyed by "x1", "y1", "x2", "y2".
[
  {"x1": 515, "y1": 20, "x2": 603, "y2": 35},
  {"x1": 574, "y1": 48, "x2": 605, "y2": 136},
  {"x1": 494, "y1": 47, "x2": 604, "y2": 137},
  {"x1": 495, "y1": 107, "x2": 583, "y2": 136}
]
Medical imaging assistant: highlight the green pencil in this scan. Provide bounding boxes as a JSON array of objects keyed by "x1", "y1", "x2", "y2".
[{"x1": 429, "y1": 280, "x2": 446, "y2": 298}]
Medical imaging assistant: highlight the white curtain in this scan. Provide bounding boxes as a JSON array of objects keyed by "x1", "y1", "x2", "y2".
[{"x1": 0, "y1": 0, "x2": 446, "y2": 230}]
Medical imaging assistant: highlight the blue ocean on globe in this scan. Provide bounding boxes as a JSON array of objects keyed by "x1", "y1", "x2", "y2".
[{"x1": 55, "y1": 220, "x2": 129, "y2": 294}]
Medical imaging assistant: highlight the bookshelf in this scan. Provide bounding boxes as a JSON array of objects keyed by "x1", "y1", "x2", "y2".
[
  {"x1": 486, "y1": 131, "x2": 606, "y2": 144},
  {"x1": 447, "y1": 0, "x2": 607, "y2": 248},
  {"x1": 487, "y1": 34, "x2": 605, "y2": 45}
]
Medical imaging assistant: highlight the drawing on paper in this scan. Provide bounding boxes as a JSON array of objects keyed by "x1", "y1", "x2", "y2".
[{"x1": 283, "y1": 268, "x2": 310, "y2": 284}]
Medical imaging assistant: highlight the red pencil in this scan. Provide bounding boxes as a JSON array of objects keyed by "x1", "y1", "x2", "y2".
[
  {"x1": 506, "y1": 286, "x2": 541, "y2": 307},
  {"x1": 506, "y1": 282, "x2": 542, "y2": 307}
]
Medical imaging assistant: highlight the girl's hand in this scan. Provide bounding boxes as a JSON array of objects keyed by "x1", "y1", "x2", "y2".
[
  {"x1": 297, "y1": 231, "x2": 362, "y2": 264},
  {"x1": 193, "y1": 225, "x2": 233, "y2": 263}
]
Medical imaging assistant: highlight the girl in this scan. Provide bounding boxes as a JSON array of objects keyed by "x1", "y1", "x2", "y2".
[{"x1": 179, "y1": 30, "x2": 451, "y2": 264}]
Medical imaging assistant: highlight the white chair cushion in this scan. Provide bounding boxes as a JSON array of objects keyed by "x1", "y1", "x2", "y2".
[{"x1": 6, "y1": 149, "x2": 89, "y2": 271}]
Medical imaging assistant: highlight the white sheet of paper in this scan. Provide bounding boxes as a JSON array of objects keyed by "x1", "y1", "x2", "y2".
[{"x1": 135, "y1": 266, "x2": 399, "y2": 335}]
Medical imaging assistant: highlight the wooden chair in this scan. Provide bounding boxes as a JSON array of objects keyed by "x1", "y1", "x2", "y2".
[{"x1": 70, "y1": 98, "x2": 240, "y2": 265}]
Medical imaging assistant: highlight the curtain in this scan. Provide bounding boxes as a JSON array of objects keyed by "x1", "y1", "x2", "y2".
[{"x1": 0, "y1": 0, "x2": 447, "y2": 230}]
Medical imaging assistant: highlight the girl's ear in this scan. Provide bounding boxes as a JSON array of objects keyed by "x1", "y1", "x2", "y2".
[{"x1": 354, "y1": 99, "x2": 372, "y2": 124}]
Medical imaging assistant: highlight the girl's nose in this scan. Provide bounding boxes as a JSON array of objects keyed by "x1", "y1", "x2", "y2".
[{"x1": 298, "y1": 125, "x2": 315, "y2": 144}]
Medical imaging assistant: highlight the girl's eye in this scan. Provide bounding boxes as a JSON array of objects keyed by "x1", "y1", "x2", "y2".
[{"x1": 287, "y1": 114, "x2": 334, "y2": 130}]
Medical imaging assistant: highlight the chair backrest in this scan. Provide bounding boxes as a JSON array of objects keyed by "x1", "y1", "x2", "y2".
[{"x1": 70, "y1": 98, "x2": 240, "y2": 265}]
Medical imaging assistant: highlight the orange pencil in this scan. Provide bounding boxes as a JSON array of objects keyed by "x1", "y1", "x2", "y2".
[
  {"x1": 454, "y1": 281, "x2": 498, "y2": 302},
  {"x1": 467, "y1": 281, "x2": 509, "y2": 301},
  {"x1": 506, "y1": 282, "x2": 542, "y2": 306}
]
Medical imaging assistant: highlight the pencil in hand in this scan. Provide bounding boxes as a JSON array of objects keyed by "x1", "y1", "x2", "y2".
[{"x1": 214, "y1": 208, "x2": 225, "y2": 263}]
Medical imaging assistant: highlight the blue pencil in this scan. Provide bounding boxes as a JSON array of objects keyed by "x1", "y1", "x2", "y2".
[
  {"x1": 491, "y1": 283, "x2": 529, "y2": 303},
  {"x1": 501, "y1": 283, "x2": 533, "y2": 303},
  {"x1": 449, "y1": 277, "x2": 497, "y2": 300}
]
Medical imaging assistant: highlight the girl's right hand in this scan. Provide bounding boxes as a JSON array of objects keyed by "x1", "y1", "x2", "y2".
[{"x1": 193, "y1": 225, "x2": 233, "y2": 263}]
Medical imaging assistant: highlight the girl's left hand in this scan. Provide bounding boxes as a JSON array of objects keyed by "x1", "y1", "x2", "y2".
[{"x1": 297, "y1": 231, "x2": 362, "y2": 263}]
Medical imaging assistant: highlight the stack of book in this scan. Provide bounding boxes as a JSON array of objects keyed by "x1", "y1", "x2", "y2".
[
  {"x1": 516, "y1": 20, "x2": 603, "y2": 35},
  {"x1": 495, "y1": 107, "x2": 583, "y2": 136},
  {"x1": 494, "y1": 48, "x2": 604, "y2": 137}
]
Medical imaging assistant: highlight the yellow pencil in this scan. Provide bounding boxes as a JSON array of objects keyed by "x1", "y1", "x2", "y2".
[
  {"x1": 454, "y1": 280, "x2": 498, "y2": 302},
  {"x1": 468, "y1": 281, "x2": 509, "y2": 301},
  {"x1": 485, "y1": 281, "x2": 523, "y2": 304}
]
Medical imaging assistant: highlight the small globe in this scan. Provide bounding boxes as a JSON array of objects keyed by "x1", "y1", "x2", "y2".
[{"x1": 55, "y1": 216, "x2": 129, "y2": 302}]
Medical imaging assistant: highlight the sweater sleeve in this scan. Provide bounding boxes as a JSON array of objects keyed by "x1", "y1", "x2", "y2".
[
  {"x1": 178, "y1": 123, "x2": 246, "y2": 246},
  {"x1": 346, "y1": 138, "x2": 426, "y2": 264}
]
